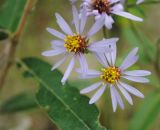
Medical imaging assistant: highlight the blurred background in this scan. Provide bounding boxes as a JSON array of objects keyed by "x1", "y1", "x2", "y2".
[{"x1": 0, "y1": 0, "x2": 160, "y2": 130}]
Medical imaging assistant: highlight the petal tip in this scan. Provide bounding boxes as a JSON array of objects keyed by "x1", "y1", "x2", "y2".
[{"x1": 89, "y1": 100, "x2": 94, "y2": 104}]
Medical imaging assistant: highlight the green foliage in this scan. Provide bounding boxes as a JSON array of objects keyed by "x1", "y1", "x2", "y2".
[
  {"x1": 0, "y1": 92, "x2": 37, "y2": 113},
  {"x1": 0, "y1": 0, "x2": 27, "y2": 32},
  {"x1": 129, "y1": 91, "x2": 160, "y2": 130},
  {"x1": 20, "y1": 57, "x2": 106, "y2": 130},
  {"x1": 122, "y1": 24, "x2": 156, "y2": 63}
]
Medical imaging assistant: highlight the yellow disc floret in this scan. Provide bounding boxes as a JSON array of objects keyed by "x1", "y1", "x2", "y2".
[
  {"x1": 100, "y1": 66, "x2": 121, "y2": 84},
  {"x1": 64, "y1": 34, "x2": 88, "y2": 53}
]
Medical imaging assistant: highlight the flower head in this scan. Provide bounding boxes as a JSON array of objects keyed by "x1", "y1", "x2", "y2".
[
  {"x1": 78, "y1": 44, "x2": 151, "y2": 112},
  {"x1": 42, "y1": 6, "x2": 118, "y2": 85},
  {"x1": 81, "y1": 0, "x2": 143, "y2": 29}
]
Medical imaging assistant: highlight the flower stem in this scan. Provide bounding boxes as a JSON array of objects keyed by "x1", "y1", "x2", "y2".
[{"x1": 103, "y1": 26, "x2": 107, "y2": 38}]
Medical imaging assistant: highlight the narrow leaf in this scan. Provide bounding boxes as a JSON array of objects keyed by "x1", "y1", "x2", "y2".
[
  {"x1": 0, "y1": 92, "x2": 37, "y2": 113},
  {"x1": 129, "y1": 91, "x2": 160, "y2": 130},
  {"x1": 0, "y1": 0, "x2": 27, "y2": 32}
]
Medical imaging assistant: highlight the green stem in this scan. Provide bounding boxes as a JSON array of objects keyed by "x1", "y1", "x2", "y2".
[{"x1": 103, "y1": 26, "x2": 107, "y2": 38}]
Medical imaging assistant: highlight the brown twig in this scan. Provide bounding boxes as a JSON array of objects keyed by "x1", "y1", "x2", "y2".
[{"x1": 0, "y1": 0, "x2": 35, "y2": 89}]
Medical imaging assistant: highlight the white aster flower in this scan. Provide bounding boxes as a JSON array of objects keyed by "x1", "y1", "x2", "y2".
[
  {"x1": 42, "y1": 6, "x2": 118, "y2": 85},
  {"x1": 81, "y1": 0, "x2": 143, "y2": 29},
  {"x1": 78, "y1": 44, "x2": 151, "y2": 112}
]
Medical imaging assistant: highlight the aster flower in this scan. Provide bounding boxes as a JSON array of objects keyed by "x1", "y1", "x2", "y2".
[
  {"x1": 78, "y1": 44, "x2": 151, "y2": 112},
  {"x1": 81, "y1": 0, "x2": 143, "y2": 29},
  {"x1": 42, "y1": 6, "x2": 118, "y2": 85}
]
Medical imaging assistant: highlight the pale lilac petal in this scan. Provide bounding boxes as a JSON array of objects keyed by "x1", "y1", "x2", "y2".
[
  {"x1": 120, "y1": 0, "x2": 126, "y2": 4},
  {"x1": 80, "y1": 7, "x2": 87, "y2": 34},
  {"x1": 112, "y1": 11, "x2": 143, "y2": 22},
  {"x1": 89, "y1": 38, "x2": 119, "y2": 48},
  {"x1": 87, "y1": 14, "x2": 105, "y2": 38},
  {"x1": 51, "y1": 55, "x2": 68, "y2": 71},
  {"x1": 122, "y1": 75, "x2": 150, "y2": 83},
  {"x1": 72, "y1": 6, "x2": 80, "y2": 33},
  {"x1": 88, "y1": 39, "x2": 112, "y2": 52},
  {"x1": 102, "y1": 38, "x2": 118, "y2": 66},
  {"x1": 78, "y1": 69, "x2": 100, "y2": 79},
  {"x1": 110, "y1": 43, "x2": 117, "y2": 65},
  {"x1": 120, "y1": 47, "x2": 139, "y2": 70},
  {"x1": 46, "y1": 27, "x2": 65, "y2": 40},
  {"x1": 112, "y1": 86, "x2": 125, "y2": 110},
  {"x1": 122, "y1": 56, "x2": 138, "y2": 71},
  {"x1": 78, "y1": 54, "x2": 88, "y2": 75},
  {"x1": 51, "y1": 40, "x2": 64, "y2": 46},
  {"x1": 136, "y1": 0, "x2": 144, "y2": 4},
  {"x1": 111, "y1": 3, "x2": 123, "y2": 11},
  {"x1": 123, "y1": 70, "x2": 151, "y2": 77},
  {"x1": 88, "y1": 45, "x2": 111, "y2": 53},
  {"x1": 110, "y1": 85, "x2": 118, "y2": 112},
  {"x1": 94, "y1": 53, "x2": 109, "y2": 68},
  {"x1": 80, "y1": 82, "x2": 102, "y2": 94},
  {"x1": 42, "y1": 49, "x2": 66, "y2": 57},
  {"x1": 55, "y1": 13, "x2": 73, "y2": 35},
  {"x1": 79, "y1": 74, "x2": 99, "y2": 79},
  {"x1": 61, "y1": 56, "x2": 76, "y2": 85},
  {"x1": 116, "y1": 82, "x2": 133, "y2": 105},
  {"x1": 51, "y1": 40, "x2": 64, "y2": 49},
  {"x1": 104, "y1": 14, "x2": 114, "y2": 29},
  {"x1": 119, "y1": 81, "x2": 144, "y2": 98},
  {"x1": 89, "y1": 85, "x2": 106, "y2": 104},
  {"x1": 95, "y1": 14, "x2": 101, "y2": 20},
  {"x1": 105, "y1": 51, "x2": 112, "y2": 66},
  {"x1": 77, "y1": 69, "x2": 101, "y2": 76},
  {"x1": 110, "y1": 0, "x2": 121, "y2": 4}
]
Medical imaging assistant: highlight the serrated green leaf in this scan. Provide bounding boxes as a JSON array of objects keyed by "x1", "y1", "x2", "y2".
[
  {"x1": 20, "y1": 57, "x2": 106, "y2": 130},
  {"x1": 0, "y1": 0, "x2": 27, "y2": 32},
  {"x1": 0, "y1": 92, "x2": 37, "y2": 113},
  {"x1": 128, "y1": 91, "x2": 160, "y2": 130}
]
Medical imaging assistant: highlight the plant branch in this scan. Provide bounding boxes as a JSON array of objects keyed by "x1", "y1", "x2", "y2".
[{"x1": 0, "y1": 0, "x2": 35, "y2": 89}]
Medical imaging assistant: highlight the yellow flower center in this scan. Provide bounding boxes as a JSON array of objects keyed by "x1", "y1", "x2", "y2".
[
  {"x1": 92, "y1": 0, "x2": 111, "y2": 14},
  {"x1": 64, "y1": 34, "x2": 88, "y2": 53},
  {"x1": 100, "y1": 66, "x2": 121, "y2": 84}
]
